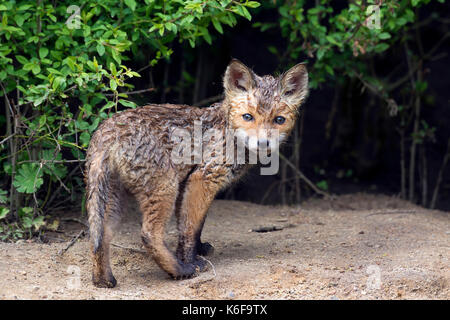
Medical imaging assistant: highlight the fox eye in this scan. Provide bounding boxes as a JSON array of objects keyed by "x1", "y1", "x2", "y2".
[
  {"x1": 284, "y1": 89, "x2": 295, "y2": 96},
  {"x1": 242, "y1": 113, "x2": 254, "y2": 122},
  {"x1": 274, "y1": 116, "x2": 286, "y2": 125}
]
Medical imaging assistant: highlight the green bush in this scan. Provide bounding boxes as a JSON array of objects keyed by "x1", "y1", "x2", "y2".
[
  {"x1": 257, "y1": 0, "x2": 444, "y2": 87},
  {"x1": 256, "y1": 0, "x2": 447, "y2": 206},
  {"x1": 0, "y1": 0, "x2": 260, "y2": 239}
]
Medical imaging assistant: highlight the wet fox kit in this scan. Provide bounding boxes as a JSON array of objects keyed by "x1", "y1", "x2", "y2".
[{"x1": 85, "y1": 59, "x2": 308, "y2": 287}]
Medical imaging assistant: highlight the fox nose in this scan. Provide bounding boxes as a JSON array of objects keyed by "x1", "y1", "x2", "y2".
[{"x1": 258, "y1": 139, "x2": 270, "y2": 148}]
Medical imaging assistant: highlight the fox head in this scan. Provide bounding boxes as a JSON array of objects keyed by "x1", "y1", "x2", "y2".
[{"x1": 223, "y1": 59, "x2": 308, "y2": 153}]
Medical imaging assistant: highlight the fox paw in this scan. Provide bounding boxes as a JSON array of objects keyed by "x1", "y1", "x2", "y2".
[
  {"x1": 170, "y1": 259, "x2": 208, "y2": 280},
  {"x1": 170, "y1": 262, "x2": 199, "y2": 280},
  {"x1": 92, "y1": 273, "x2": 117, "y2": 288},
  {"x1": 193, "y1": 257, "x2": 208, "y2": 272}
]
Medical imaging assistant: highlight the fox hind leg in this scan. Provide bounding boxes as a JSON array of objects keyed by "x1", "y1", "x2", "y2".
[{"x1": 88, "y1": 175, "x2": 123, "y2": 288}]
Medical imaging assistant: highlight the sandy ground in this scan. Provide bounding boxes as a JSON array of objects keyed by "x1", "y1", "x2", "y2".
[{"x1": 0, "y1": 193, "x2": 448, "y2": 300}]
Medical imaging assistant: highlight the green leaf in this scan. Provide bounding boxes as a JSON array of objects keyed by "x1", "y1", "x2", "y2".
[
  {"x1": 236, "y1": 5, "x2": 252, "y2": 20},
  {"x1": 267, "y1": 46, "x2": 278, "y2": 55},
  {"x1": 119, "y1": 99, "x2": 137, "y2": 108},
  {"x1": 326, "y1": 35, "x2": 341, "y2": 47},
  {"x1": 32, "y1": 216, "x2": 45, "y2": 231},
  {"x1": 0, "y1": 208, "x2": 9, "y2": 220},
  {"x1": 110, "y1": 78, "x2": 117, "y2": 91},
  {"x1": 201, "y1": 27, "x2": 212, "y2": 45},
  {"x1": 378, "y1": 32, "x2": 391, "y2": 40},
  {"x1": 246, "y1": 1, "x2": 260, "y2": 8},
  {"x1": 32, "y1": 64, "x2": 42, "y2": 75},
  {"x1": 39, "y1": 114, "x2": 46, "y2": 127},
  {"x1": 89, "y1": 117, "x2": 101, "y2": 133},
  {"x1": 19, "y1": 207, "x2": 33, "y2": 217},
  {"x1": 374, "y1": 43, "x2": 389, "y2": 53},
  {"x1": 13, "y1": 163, "x2": 44, "y2": 194},
  {"x1": 80, "y1": 131, "x2": 91, "y2": 147},
  {"x1": 212, "y1": 18, "x2": 223, "y2": 34},
  {"x1": 0, "y1": 189, "x2": 7, "y2": 204},
  {"x1": 316, "y1": 180, "x2": 329, "y2": 191},
  {"x1": 316, "y1": 47, "x2": 326, "y2": 60},
  {"x1": 40, "y1": 149, "x2": 68, "y2": 179},
  {"x1": 415, "y1": 81, "x2": 428, "y2": 93},
  {"x1": 64, "y1": 57, "x2": 76, "y2": 71},
  {"x1": 109, "y1": 62, "x2": 117, "y2": 76},
  {"x1": 124, "y1": 0, "x2": 137, "y2": 11},
  {"x1": 16, "y1": 55, "x2": 28, "y2": 64},
  {"x1": 15, "y1": 14, "x2": 26, "y2": 27},
  {"x1": 325, "y1": 65, "x2": 334, "y2": 76},
  {"x1": 96, "y1": 43, "x2": 105, "y2": 56},
  {"x1": 111, "y1": 49, "x2": 121, "y2": 64},
  {"x1": 39, "y1": 47, "x2": 48, "y2": 59},
  {"x1": 22, "y1": 216, "x2": 33, "y2": 229}
]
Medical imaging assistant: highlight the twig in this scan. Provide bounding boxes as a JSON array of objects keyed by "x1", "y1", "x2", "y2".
[
  {"x1": 278, "y1": 153, "x2": 330, "y2": 198},
  {"x1": 42, "y1": 162, "x2": 70, "y2": 193},
  {"x1": 104, "y1": 88, "x2": 155, "y2": 97},
  {"x1": 366, "y1": 209, "x2": 417, "y2": 217},
  {"x1": 45, "y1": 165, "x2": 81, "y2": 210},
  {"x1": 0, "y1": 133, "x2": 15, "y2": 145},
  {"x1": 58, "y1": 230, "x2": 85, "y2": 256},
  {"x1": 420, "y1": 144, "x2": 428, "y2": 207},
  {"x1": 252, "y1": 226, "x2": 284, "y2": 233},
  {"x1": 1, "y1": 81, "x2": 19, "y2": 218},
  {"x1": 261, "y1": 180, "x2": 281, "y2": 204},
  {"x1": 408, "y1": 62, "x2": 423, "y2": 202},
  {"x1": 194, "y1": 94, "x2": 224, "y2": 107},
  {"x1": 61, "y1": 217, "x2": 89, "y2": 228},
  {"x1": 430, "y1": 136, "x2": 450, "y2": 209},
  {"x1": 399, "y1": 128, "x2": 407, "y2": 199},
  {"x1": 111, "y1": 243, "x2": 147, "y2": 254},
  {"x1": 280, "y1": 154, "x2": 287, "y2": 205},
  {"x1": 17, "y1": 159, "x2": 86, "y2": 165},
  {"x1": 198, "y1": 256, "x2": 217, "y2": 279},
  {"x1": 388, "y1": 32, "x2": 450, "y2": 91}
]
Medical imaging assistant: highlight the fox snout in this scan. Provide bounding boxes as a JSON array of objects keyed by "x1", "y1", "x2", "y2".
[{"x1": 257, "y1": 138, "x2": 270, "y2": 149}]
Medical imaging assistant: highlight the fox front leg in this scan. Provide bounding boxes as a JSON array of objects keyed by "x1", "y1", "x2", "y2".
[
  {"x1": 176, "y1": 171, "x2": 219, "y2": 267},
  {"x1": 194, "y1": 216, "x2": 215, "y2": 257},
  {"x1": 137, "y1": 177, "x2": 202, "y2": 280}
]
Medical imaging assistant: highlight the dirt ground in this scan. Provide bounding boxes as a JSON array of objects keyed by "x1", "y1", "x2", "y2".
[{"x1": 0, "y1": 193, "x2": 448, "y2": 300}]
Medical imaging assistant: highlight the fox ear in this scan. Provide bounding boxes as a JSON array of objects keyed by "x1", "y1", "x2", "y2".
[
  {"x1": 279, "y1": 63, "x2": 308, "y2": 107},
  {"x1": 224, "y1": 59, "x2": 254, "y2": 95}
]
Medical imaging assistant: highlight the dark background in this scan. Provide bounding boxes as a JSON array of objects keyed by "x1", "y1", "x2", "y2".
[{"x1": 118, "y1": 3, "x2": 450, "y2": 211}]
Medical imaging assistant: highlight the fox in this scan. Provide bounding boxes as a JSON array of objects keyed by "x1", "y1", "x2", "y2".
[{"x1": 85, "y1": 59, "x2": 308, "y2": 288}]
